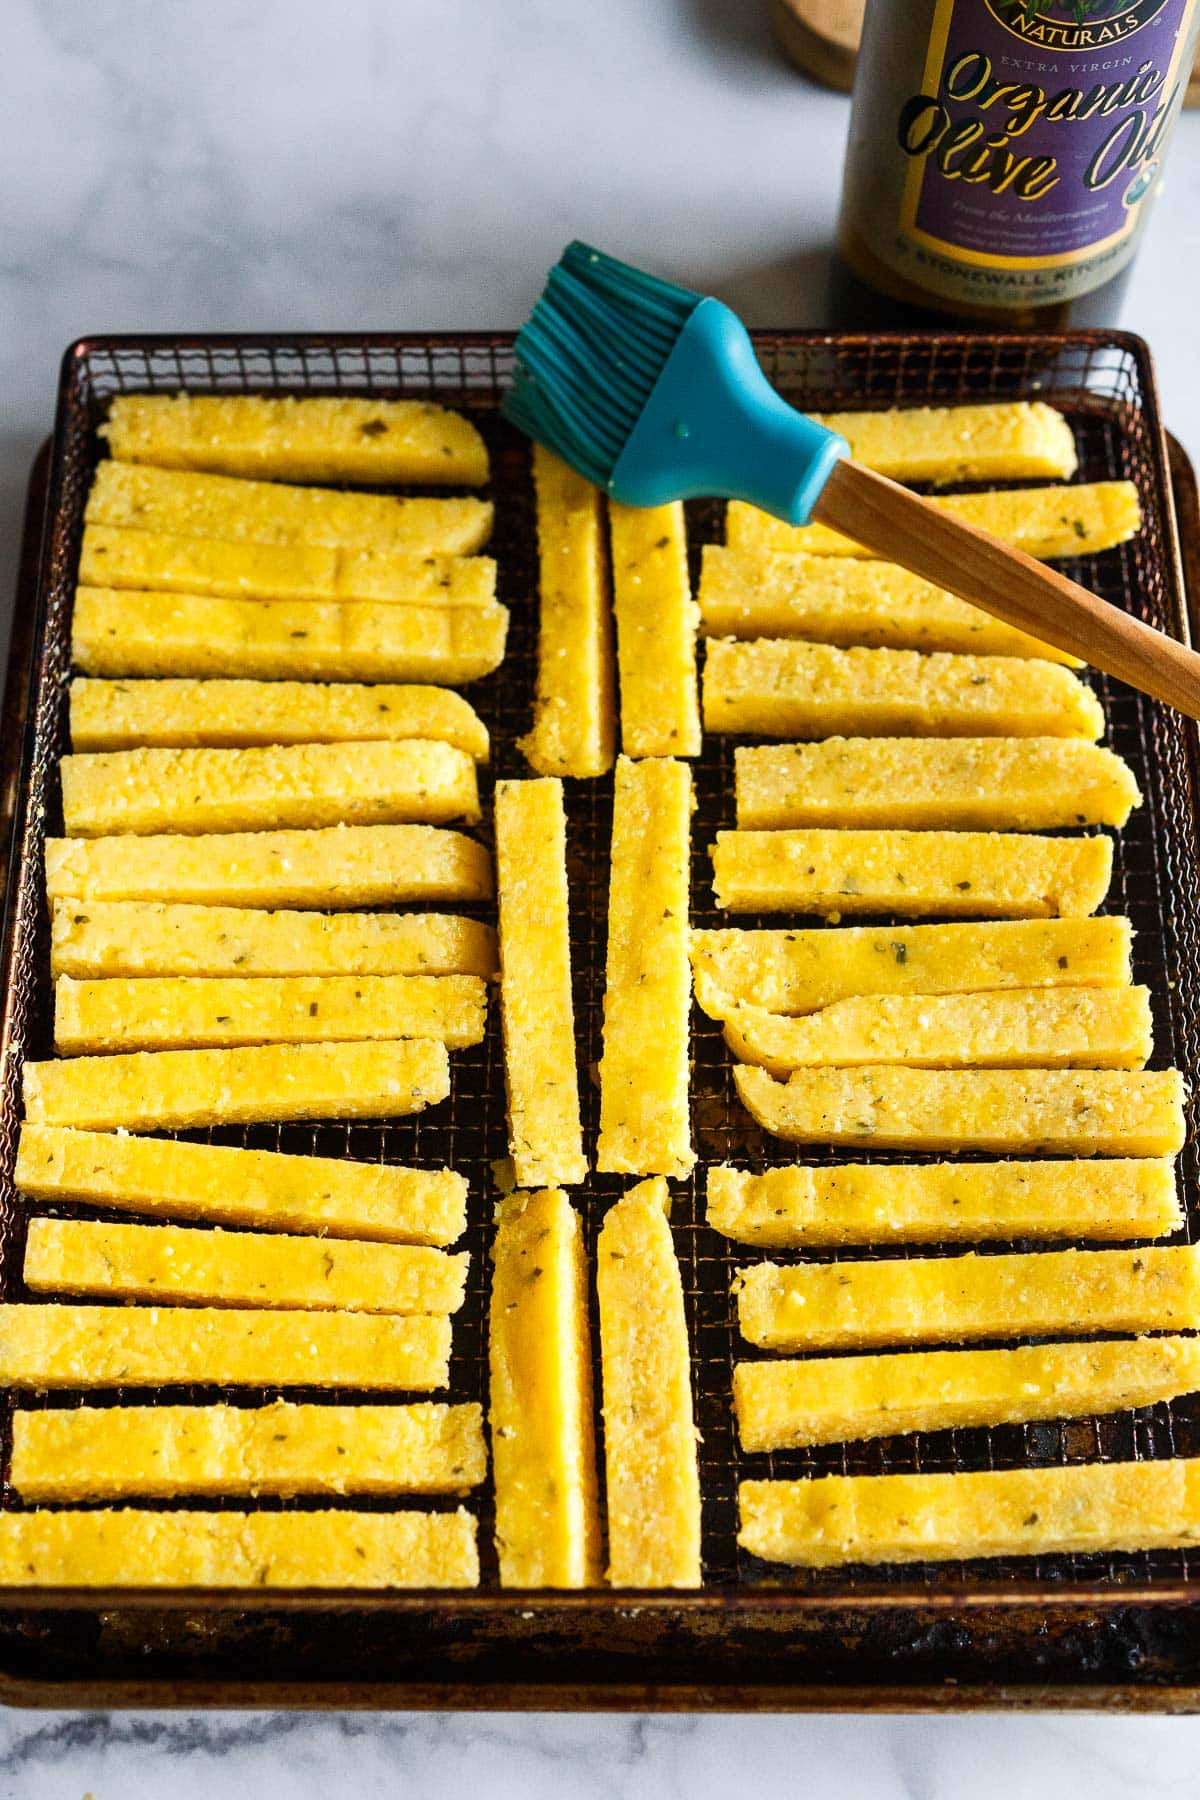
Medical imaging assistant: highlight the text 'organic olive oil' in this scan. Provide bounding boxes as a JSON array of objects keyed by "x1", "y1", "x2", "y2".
[{"x1": 836, "y1": 0, "x2": 1200, "y2": 327}]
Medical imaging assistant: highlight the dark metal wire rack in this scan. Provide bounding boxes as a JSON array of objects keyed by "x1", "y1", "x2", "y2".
[{"x1": 0, "y1": 329, "x2": 1199, "y2": 1706}]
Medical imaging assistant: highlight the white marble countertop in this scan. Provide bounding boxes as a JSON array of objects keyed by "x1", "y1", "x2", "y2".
[
  {"x1": 7, "y1": 1707, "x2": 1200, "y2": 1798},
  {"x1": 3, "y1": 0, "x2": 1200, "y2": 1787}
]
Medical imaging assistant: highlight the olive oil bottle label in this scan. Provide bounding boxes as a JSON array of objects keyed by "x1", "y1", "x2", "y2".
[{"x1": 840, "y1": 0, "x2": 1200, "y2": 309}]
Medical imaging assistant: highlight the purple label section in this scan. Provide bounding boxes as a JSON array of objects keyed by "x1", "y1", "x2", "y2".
[{"x1": 908, "y1": 0, "x2": 1191, "y2": 260}]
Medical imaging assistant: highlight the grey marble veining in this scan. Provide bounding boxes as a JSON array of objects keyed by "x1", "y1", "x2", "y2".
[
  {"x1": 3, "y1": 0, "x2": 1200, "y2": 1787},
  {"x1": 4, "y1": 1709, "x2": 1200, "y2": 1798}
]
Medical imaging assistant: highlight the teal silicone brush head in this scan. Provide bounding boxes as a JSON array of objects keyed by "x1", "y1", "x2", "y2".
[
  {"x1": 504, "y1": 243, "x2": 703, "y2": 487},
  {"x1": 504, "y1": 242, "x2": 847, "y2": 523}
]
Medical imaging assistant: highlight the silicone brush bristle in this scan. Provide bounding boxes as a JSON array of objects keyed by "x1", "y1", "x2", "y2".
[{"x1": 504, "y1": 242, "x2": 703, "y2": 485}]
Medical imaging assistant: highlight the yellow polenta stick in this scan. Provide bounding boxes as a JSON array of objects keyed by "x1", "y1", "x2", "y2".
[
  {"x1": 87, "y1": 460, "x2": 494, "y2": 553},
  {"x1": 698, "y1": 548, "x2": 1078, "y2": 662},
  {"x1": 736, "y1": 1244, "x2": 1200, "y2": 1352},
  {"x1": 734, "y1": 1337, "x2": 1200, "y2": 1453},
  {"x1": 690, "y1": 918, "x2": 1132, "y2": 1019},
  {"x1": 598, "y1": 758, "x2": 694, "y2": 1178},
  {"x1": 706, "y1": 1159, "x2": 1181, "y2": 1248},
  {"x1": 23, "y1": 1039, "x2": 449, "y2": 1132},
  {"x1": 46, "y1": 824, "x2": 493, "y2": 909},
  {"x1": 703, "y1": 641, "x2": 1104, "y2": 739},
  {"x1": 734, "y1": 1064, "x2": 1186, "y2": 1156},
  {"x1": 79, "y1": 525, "x2": 496, "y2": 606},
  {"x1": 489, "y1": 1188, "x2": 602, "y2": 1587},
  {"x1": 70, "y1": 678, "x2": 490, "y2": 758},
  {"x1": 0, "y1": 1303, "x2": 452, "y2": 1390},
  {"x1": 723, "y1": 986, "x2": 1153, "y2": 1075},
  {"x1": 710, "y1": 828, "x2": 1112, "y2": 919},
  {"x1": 72, "y1": 588, "x2": 509, "y2": 685},
  {"x1": 738, "y1": 1460, "x2": 1198, "y2": 1568},
  {"x1": 54, "y1": 972, "x2": 487, "y2": 1055},
  {"x1": 598, "y1": 1179, "x2": 702, "y2": 1587},
  {"x1": 12, "y1": 1400, "x2": 487, "y2": 1503},
  {"x1": 102, "y1": 393, "x2": 489, "y2": 486},
  {"x1": 52, "y1": 901, "x2": 496, "y2": 981},
  {"x1": 520, "y1": 445, "x2": 616, "y2": 778},
  {"x1": 608, "y1": 500, "x2": 702, "y2": 758},
  {"x1": 0, "y1": 1507, "x2": 479, "y2": 1589},
  {"x1": 494, "y1": 779, "x2": 587, "y2": 1187},
  {"x1": 61, "y1": 741, "x2": 480, "y2": 838},
  {"x1": 808, "y1": 402, "x2": 1079, "y2": 484},
  {"x1": 735, "y1": 739, "x2": 1140, "y2": 831},
  {"x1": 726, "y1": 480, "x2": 1142, "y2": 560},
  {"x1": 15, "y1": 1124, "x2": 467, "y2": 1245},
  {"x1": 23, "y1": 1216, "x2": 467, "y2": 1316}
]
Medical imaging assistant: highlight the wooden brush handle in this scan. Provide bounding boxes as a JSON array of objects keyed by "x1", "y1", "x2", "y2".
[{"x1": 812, "y1": 459, "x2": 1200, "y2": 720}]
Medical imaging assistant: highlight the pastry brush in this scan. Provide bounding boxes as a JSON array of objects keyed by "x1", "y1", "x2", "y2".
[{"x1": 503, "y1": 241, "x2": 1200, "y2": 719}]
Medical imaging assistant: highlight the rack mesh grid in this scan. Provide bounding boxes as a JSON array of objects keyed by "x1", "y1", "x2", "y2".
[{"x1": 0, "y1": 330, "x2": 1198, "y2": 1644}]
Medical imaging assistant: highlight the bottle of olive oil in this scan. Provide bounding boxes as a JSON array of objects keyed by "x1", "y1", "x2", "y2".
[{"x1": 836, "y1": 0, "x2": 1200, "y2": 328}]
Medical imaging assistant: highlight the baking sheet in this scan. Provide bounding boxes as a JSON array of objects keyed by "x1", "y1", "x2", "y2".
[{"x1": 0, "y1": 330, "x2": 1198, "y2": 1705}]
